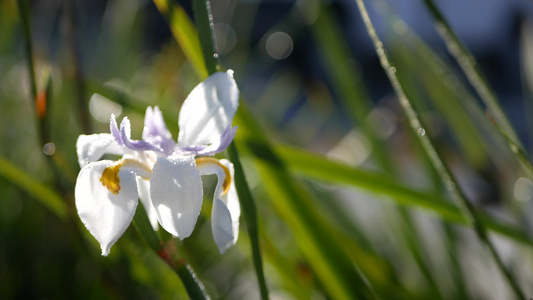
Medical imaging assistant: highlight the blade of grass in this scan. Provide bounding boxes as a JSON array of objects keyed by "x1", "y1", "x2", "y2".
[
  {"x1": 16, "y1": 0, "x2": 36, "y2": 101},
  {"x1": 152, "y1": 0, "x2": 207, "y2": 79},
  {"x1": 311, "y1": 7, "x2": 448, "y2": 294},
  {"x1": 246, "y1": 139, "x2": 376, "y2": 299},
  {"x1": 421, "y1": 0, "x2": 533, "y2": 183},
  {"x1": 0, "y1": 156, "x2": 68, "y2": 220},
  {"x1": 353, "y1": 0, "x2": 525, "y2": 297},
  {"x1": 64, "y1": 0, "x2": 91, "y2": 133},
  {"x1": 188, "y1": 0, "x2": 269, "y2": 298},
  {"x1": 272, "y1": 143, "x2": 533, "y2": 245},
  {"x1": 378, "y1": 6, "x2": 516, "y2": 177},
  {"x1": 192, "y1": 0, "x2": 379, "y2": 296},
  {"x1": 310, "y1": 4, "x2": 394, "y2": 171},
  {"x1": 399, "y1": 210, "x2": 443, "y2": 299}
]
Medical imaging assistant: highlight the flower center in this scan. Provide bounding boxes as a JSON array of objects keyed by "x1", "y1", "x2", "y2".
[
  {"x1": 100, "y1": 158, "x2": 152, "y2": 195},
  {"x1": 195, "y1": 157, "x2": 232, "y2": 195}
]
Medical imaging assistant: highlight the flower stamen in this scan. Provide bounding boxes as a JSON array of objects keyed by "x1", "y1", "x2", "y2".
[
  {"x1": 100, "y1": 158, "x2": 153, "y2": 195},
  {"x1": 195, "y1": 157, "x2": 232, "y2": 195}
]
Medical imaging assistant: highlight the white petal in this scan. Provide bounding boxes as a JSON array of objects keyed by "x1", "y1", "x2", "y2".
[
  {"x1": 177, "y1": 70, "x2": 239, "y2": 147},
  {"x1": 136, "y1": 177, "x2": 159, "y2": 231},
  {"x1": 197, "y1": 159, "x2": 240, "y2": 253},
  {"x1": 75, "y1": 160, "x2": 138, "y2": 256},
  {"x1": 150, "y1": 156, "x2": 203, "y2": 239},
  {"x1": 76, "y1": 134, "x2": 124, "y2": 167}
]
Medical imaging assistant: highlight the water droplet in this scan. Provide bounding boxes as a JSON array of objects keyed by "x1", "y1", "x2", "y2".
[
  {"x1": 418, "y1": 128, "x2": 426, "y2": 136},
  {"x1": 43, "y1": 142, "x2": 55, "y2": 155},
  {"x1": 213, "y1": 53, "x2": 219, "y2": 59},
  {"x1": 390, "y1": 67, "x2": 396, "y2": 74}
]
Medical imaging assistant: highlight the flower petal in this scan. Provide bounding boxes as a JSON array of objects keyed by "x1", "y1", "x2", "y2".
[
  {"x1": 76, "y1": 134, "x2": 124, "y2": 167},
  {"x1": 150, "y1": 156, "x2": 203, "y2": 238},
  {"x1": 75, "y1": 160, "x2": 138, "y2": 256},
  {"x1": 136, "y1": 177, "x2": 159, "y2": 231},
  {"x1": 177, "y1": 70, "x2": 239, "y2": 147},
  {"x1": 174, "y1": 126, "x2": 237, "y2": 157},
  {"x1": 197, "y1": 159, "x2": 240, "y2": 253},
  {"x1": 120, "y1": 117, "x2": 161, "y2": 152},
  {"x1": 142, "y1": 106, "x2": 176, "y2": 155},
  {"x1": 110, "y1": 114, "x2": 124, "y2": 147}
]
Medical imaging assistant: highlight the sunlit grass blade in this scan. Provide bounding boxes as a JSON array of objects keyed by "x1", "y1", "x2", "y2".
[
  {"x1": 391, "y1": 39, "x2": 488, "y2": 168},
  {"x1": 353, "y1": 0, "x2": 525, "y2": 297},
  {"x1": 272, "y1": 143, "x2": 533, "y2": 245},
  {"x1": 311, "y1": 8, "x2": 449, "y2": 293},
  {"x1": 381, "y1": 10, "x2": 516, "y2": 176},
  {"x1": 310, "y1": 4, "x2": 393, "y2": 170},
  {"x1": 0, "y1": 156, "x2": 68, "y2": 220},
  {"x1": 251, "y1": 222, "x2": 314, "y2": 299},
  {"x1": 226, "y1": 143, "x2": 270, "y2": 299},
  {"x1": 273, "y1": 143, "x2": 459, "y2": 219},
  {"x1": 398, "y1": 210, "x2": 443, "y2": 299},
  {"x1": 421, "y1": 0, "x2": 533, "y2": 184},
  {"x1": 152, "y1": 0, "x2": 208, "y2": 79},
  {"x1": 246, "y1": 141, "x2": 376, "y2": 299},
  {"x1": 442, "y1": 224, "x2": 469, "y2": 299},
  {"x1": 175, "y1": 0, "x2": 270, "y2": 298}
]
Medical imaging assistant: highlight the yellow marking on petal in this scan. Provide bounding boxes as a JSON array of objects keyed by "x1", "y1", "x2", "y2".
[
  {"x1": 100, "y1": 158, "x2": 153, "y2": 195},
  {"x1": 195, "y1": 157, "x2": 232, "y2": 195},
  {"x1": 100, "y1": 162, "x2": 123, "y2": 195}
]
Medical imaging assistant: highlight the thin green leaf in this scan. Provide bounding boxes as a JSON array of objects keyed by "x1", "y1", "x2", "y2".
[
  {"x1": 189, "y1": 0, "x2": 270, "y2": 298},
  {"x1": 422, "y1": 0, "x2": 533, "y2": 184},
  {"x1": 272, "y1": 143, "x2": 461, "y2": 221},
  {"x1": 271, "y1": 143, "x2": 533, "y2": 245},
  {"x1": 227, "y1": 143, "x2": 270, "y2": 300},
  {"x1": 246, "y1": 141, "x2": 376, "y2": 299},
  {"x1": 352, "y1": 1, "x2": 526, "y2": 297},
  {"x1": 152, "y1": 0, "x2": 208, "y2": 79},
  {"x1": 0, "y1": 156, "x2": 68, "y2": 220},
  {"x1": 310, "y1": 5, "x2": 393, "y2": 170}
]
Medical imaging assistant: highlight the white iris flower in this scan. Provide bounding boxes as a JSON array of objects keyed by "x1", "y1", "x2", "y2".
[{"x1": 75, "y1": 70, "x2": 240, "y2": 256}]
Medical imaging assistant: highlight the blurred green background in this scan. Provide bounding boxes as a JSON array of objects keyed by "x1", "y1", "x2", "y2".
[{"x1": 2, "y1": 0, "x2": 533, "y2": 298}]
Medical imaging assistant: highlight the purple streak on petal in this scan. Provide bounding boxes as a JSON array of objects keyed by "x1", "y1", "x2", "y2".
[
  {"x1": 173, "y1": 126, "x2": 237, "y2": 156},
  {"x1": 173, "y1": 145, "x2": 208, "y2": 156},
  {"x1": 110, "y1": 114, "x2": 124, "y2": 146},
  {"x1": 142, "y1": 106, "x2": 176, "y2": 156},
  {"x1": 119, "y1": 117, "x2": 162, "y2": 152},
  {"x1": 196, "y1": 125, "x2": 237, "y2": 156}
]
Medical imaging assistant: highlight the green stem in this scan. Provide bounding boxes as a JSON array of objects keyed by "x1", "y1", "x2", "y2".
[
  {"x1": 175, "y1": 263, "x2": 211, "y2": 300},
  {"x1": 16, "y1": 0, "x2": 37, "y2": 100},
  {"x1": 192, "y1": 0, "x2": 218, "y2": 76},
  {"x1": 353, "y1": 0, "x2": 525, "y2": 298},
  {"x1": 191, "y1": 0, "x2": 269, "y2": 298},
  {"x1": 132, "y1": 204, "x2": 210, "y2": 300},
  {"x1": 227, "y1": 143, "x2": 269, "y2": 300},
  {"x1": 64, "y1": 0, "x2": 92, "y2": 133}
]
